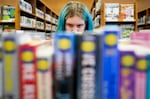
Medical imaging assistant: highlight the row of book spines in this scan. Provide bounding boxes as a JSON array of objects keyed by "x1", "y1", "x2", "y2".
[
  {"x1": 1, "y1": 34, "x2": 53, "y2": 99},
  {"x1": 1, "y1": 30, "x2": 150, "y2": 99},
  {"x1": 53, "y1": 31, "x2": 150, "y2": 99}
]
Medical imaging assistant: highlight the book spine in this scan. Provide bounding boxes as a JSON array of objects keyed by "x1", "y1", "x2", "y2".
[
  {"x1": 134, "y1": 55, "x2": 147, "y2": 99},
  {"x1": 36, "y1": 46, "x2": 53, "y2": 99},
  {"x1": 19, "y1": 44, "x2": 37, "y2": 99},
  {"x1": 77, "y1": 34, "x2": 101, "y2": 99},
  {"x1": 101, "y1": 26, "x2": 120, "y2": 99},
  {"x1": 0, "y1": 47, "x2": 3, "y2": 99},
  {"x1": 119, "y1": 51, "x2": 135, "y2": 99},
  {"x1": 53, "y1": 33, "x2": 76, "y2": 99},
  {"x1": 2, "y1": 35, "x2": 19, "y2": 99},
  {"x1": 146, "y1": 55, "x2": 150, "y2": 99}
]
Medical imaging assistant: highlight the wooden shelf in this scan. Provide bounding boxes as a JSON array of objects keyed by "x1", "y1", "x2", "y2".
[
  {"x1": 137, "y1": 8, "x2": 150, "y2": 30},
  {"x1": 0, "y1": 0, "x2": 58, "y2": 32}
]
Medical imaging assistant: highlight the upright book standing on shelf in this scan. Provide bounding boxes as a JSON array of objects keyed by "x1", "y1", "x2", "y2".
[
  {"x1": 19, "y1": 44, "x2": 37, "y2": 99},
  {"x1": 53, "y1": 33, "x2": 76, "y2": 99},
  {"x1": 2, "y1": 5, "x2": 15, "y2": 22},
  {"x1": 120, "y1": 4, "x2": 135, "y2": 21},
  {"x1": 77, "y1": 33, "x2": 101, "y2": 99},
  {"x1": 2, "y1": 33, "x2": 20, "y2": 99},
  {"x1": 105, "y1": 3, "x2": 119, "y2": 21},
  {"x1": 36, "y1": 45, "x2": 53, "y2": 99},
  {"x1": 101, "y1": 26, "x2": 120, "y2": 99},
  {"x1": 0, "y1": 46, "x2": 3, "y2": 99},
  {"x1": 119, "y1": 50, "x2": 135, "y2": 99}
]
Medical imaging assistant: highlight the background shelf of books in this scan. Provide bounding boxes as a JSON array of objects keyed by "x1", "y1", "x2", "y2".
[
  {"x1": 0, "y1": 0, "x2": 58, "y2": 39},
  {"x1": 137, "y1": 8, "x2": 150, "y2": 30},
  {"x1": 103, "y1": 3, "x2": 136, "y2": 39}
]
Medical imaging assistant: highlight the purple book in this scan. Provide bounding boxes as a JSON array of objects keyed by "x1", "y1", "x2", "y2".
[{"x1": 119, "y1": 51, "x2": 135, "y2": 99}]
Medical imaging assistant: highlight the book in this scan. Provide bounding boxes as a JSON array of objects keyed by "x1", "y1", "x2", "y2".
[
  {"x1": 19, "y1": 44, "x2": 37, "y2": 99},
  {"x1": 134, "y1": 51, "x2": 148, "y2": 99},
  {"x1": 101, "y1": 26, "x2": 120, "y2": 99},
  {"x1": 105, "y1": 3, "x2": 119, "y2": 21},
  {"x1": 147, "y1": 55, "x2": 150, "y2": 99},
  {"x1": 77, "y1": 33, "x2": 101, "y2": 99},
  {"x1": 36, "y1": 45, "x2": 53, "y2": 99},
  {"x1": 2, "y1": 5, "x2": 15, "y2": 22},
  {"x1": 119, "y1": 51, "x2": 135, "y2": 99},
  {"x1": 120, "y1": 4, "x2": 135, "y2": 21},
  {"x1": 53, "y1": 32, "x2": 76, "y2": 99},
  {"x1": 0, "y1": 45, "x2": 3, "y2": 99},
  {"x1": 2, "y1": 33, "x2": 20, "y2": 99}
]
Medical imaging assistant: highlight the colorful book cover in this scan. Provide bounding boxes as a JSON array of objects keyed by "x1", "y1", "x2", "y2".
[
  {"x1": 19, "y1": 44, "x2": 37, "y2": 99},
  {"x1": 2, "y1": 5, "x2": 15, "y2": 22},
  {"x1": 53, "y1": 33, "x2": 76, "y2": 99},
  {"x1": 101, "y1": 26, "x2": 120, "y2": 99},
  {"x1": 2, "y1": 34, "x2": 19, "y2": 99},
  {"x1": 105, "y1": 3, "x2": 119, "y2": 21},
  {"x1": 119, "y1": 51, "x2": 135, "y2": 99},
  {"x1": 134, "y1": 53, "x2": 148, "y2": 99},
  {"x1": 36, "y1": 45, "x2": 53, "y2": 99},
  {"x1": 77, "y1": 33, "x2": 101, "y2": 99},
  {"x1": 120, "y1": 4, "x2": 135, "y2": 21}
]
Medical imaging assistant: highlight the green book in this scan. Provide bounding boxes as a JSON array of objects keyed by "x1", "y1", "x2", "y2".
[{"x1": 2, "y1": 5, "x2": 15, "y2": 21}]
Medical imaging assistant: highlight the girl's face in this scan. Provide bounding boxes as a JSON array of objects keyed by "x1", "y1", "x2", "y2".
[{"x1": 65, "y1": 15, "x2": 86, "y2": 33}]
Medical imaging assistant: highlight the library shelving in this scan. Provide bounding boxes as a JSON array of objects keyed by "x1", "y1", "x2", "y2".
[
  {"x1": 137, "y1": 8, "x2": 150, "y2": 30},
  {"x1": 0, "y1": 0, "x2": 58, "y2": 34},
  {"x1": 100, "y1": 0, "x2": 137, "y2": 39}
]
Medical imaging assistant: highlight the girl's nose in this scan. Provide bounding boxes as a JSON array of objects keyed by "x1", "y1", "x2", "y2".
[{"x1": 71, "y1": 26, "x2": 78, "y2": 32}]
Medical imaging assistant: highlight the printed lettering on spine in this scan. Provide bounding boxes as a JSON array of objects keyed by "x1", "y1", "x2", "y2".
[
  {"x1": 54, "y1": 33, "x2": 76, "y2": 99},
  {"x1": 77, "y1": 34, "x2": 101, "y2": 99},
  {"x1": 19, "y1": 45, "x2": 37, "y2": 99}
]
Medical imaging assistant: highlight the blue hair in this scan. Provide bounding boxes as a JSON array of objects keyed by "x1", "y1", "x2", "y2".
[{"x1": 57, "y1": 1, "x2": 93, "y2": 31}]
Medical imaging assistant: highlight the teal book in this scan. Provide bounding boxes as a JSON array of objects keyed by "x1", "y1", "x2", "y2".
[{"x1": 146, "y1": 55, "x2": 150, "y2": 99}]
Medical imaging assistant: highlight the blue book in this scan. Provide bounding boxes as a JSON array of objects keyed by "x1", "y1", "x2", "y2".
[
  {"x1": 53, "y1": 32, "x2": 76, "y2": 99},
  {"x1": 101, "y1": 26, "x2": 120, "y2": 99}
]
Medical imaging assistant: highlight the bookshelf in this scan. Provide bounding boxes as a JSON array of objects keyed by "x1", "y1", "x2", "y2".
[
  {"x1": 0, "y1": 0, "x2": 58, "y2": 34},
  {"x1": 100, "y1": 0, "x2": 137, "y2": 39},
  {"x1": 137, "y1": 8, "x2": 150, "y2": 30}
]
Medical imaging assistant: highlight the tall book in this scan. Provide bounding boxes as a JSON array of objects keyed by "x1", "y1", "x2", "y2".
[
  {"x1": 134, "y1": 49, "x2": 148, "y2": 99},
  {"x1": 53, "y1": 33, "x2": 76, "y2": 99},
  {"x1": 0, "y1": 45, "x2": 3, "y2": 99},
  {"x1": 2, "y1": 5, "x2": 15, "y2": 22},
  {"x1": 120, "y1": 4, "x2": 135, "y2": 21},
  {"x1": 19, "y1": 44, "x2": 37, "y2": 99},
  {"x1": 36, "y1": 45, "x2": 53, "y2": 99},
  {"x1": 119, "y1": 50, "x2": 135, "y2": 99},
  {"x1": 77, "y1": 33, "x2": 101, "y2": 99},
  {"x1": 105, "y1": 3, "x2": 119, "y2": 21},
  {"x1": 101, "y1": 26, "x2": 120, "y2": 99},
  {"x1": 147, "y1": 55, "x2": 150, "y2": 99},
  {"x1": 2, "y1": 33, "x2": 20, "y2": 99}
]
